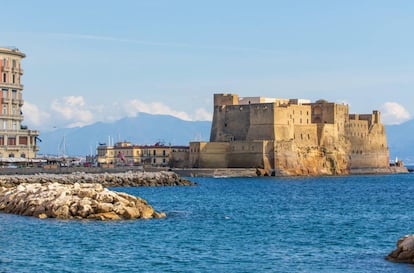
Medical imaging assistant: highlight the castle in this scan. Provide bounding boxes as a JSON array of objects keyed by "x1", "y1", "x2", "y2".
[{"x1": 189, "y1": 93, "x2": 390, "y2": 175}]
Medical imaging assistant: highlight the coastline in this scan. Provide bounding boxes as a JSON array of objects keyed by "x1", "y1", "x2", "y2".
[{"x1": 0, "y1": 165, "x2": 408, "y2": 179}]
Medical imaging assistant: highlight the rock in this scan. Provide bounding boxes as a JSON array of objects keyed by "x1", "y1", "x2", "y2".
[
  {"x1": 0, "y1": 171, "x2": 194, "y2": 188},
  {"x1": 386, "y1": 235, "x2": 414, "y2": 263},
  {"x1": 0, "y1": 182, "x2": 165, "y2": 221}
]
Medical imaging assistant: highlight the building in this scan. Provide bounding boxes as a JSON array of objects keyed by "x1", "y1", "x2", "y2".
[
  {"x1": 190, "y1": 93, "x2": 390, "y2": 175},
  {"x1": 0, "y1": 47, "x2": 39, "y2": 159},
  {"x1": 96, "y1": 141, "x2": 189, "y2": 168}
]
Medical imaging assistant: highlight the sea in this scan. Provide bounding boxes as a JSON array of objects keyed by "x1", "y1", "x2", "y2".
[{"x1": 1, "y1": 173, "x2": 414, "y2": 272}]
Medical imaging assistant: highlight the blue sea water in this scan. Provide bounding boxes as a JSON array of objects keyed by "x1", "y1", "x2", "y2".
[{"x1": 1, "y1": 174, "x2": 414, "y2": 272}]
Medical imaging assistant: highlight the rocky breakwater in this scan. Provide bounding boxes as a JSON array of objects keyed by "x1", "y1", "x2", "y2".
[
  {"x1": 386, "y1": 235, "x2": 414, "y2": 263},
  {"x1": 0, "y1": 182, "x2": 166, "y2": 220},
  {"x1": 0, "y1": 171, "x2": 194, "y2": 188}
]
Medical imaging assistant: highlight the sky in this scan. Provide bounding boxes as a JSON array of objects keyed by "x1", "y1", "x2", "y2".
[{"x1": 2, "y1": 0, "x2": 414, "y2": 131}]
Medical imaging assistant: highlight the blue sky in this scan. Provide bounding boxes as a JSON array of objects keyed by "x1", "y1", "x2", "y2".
[{"x1": 2, "y1": 0, "x2": 414, "y2": 130}]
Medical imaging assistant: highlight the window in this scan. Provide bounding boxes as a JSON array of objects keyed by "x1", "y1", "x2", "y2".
[
  {"x1": 2, "y1": 89, "x2": 7, "y2": 98},
  {"x1": 12, "y1": 105, "x2": 16, "y2": 115},
  {"x1": 163, "y1": 150, "x2": 166, "y2": 156},
  {"x1": 153, "y1": 150, "x2": 156, "y2": 156},
  {"x1": 2, "y1": 58, "x2": 6, "y2": 66},
  {"x1": 0, "y1": 136, "x2": 4, "y2": 145},
  {"x1": 12, "y1": 121, "x2": 16, "y2": 130},
  {"x1": 2, "y1": 105, "x2": 7, "y2": 115},
  {"x1": 12, "y1": 74, "x2": 15, "y2": 84},
  {"x1": 2, "y1": 73, "x2": 6, "y2": 83},
  {"x1": 12, "y1": 90, "x2": 17, "y2": 99},
  {"x1": 8, "y1": 137, "x2": 16, "y2": 146},
  {"x1": 20, "y1": 153, "x2": 26, "y2": 158},
  {"x1": 3, "y1": 120, "x2": 7, "y2": 129},
  {"x1": 12, "y1": 59, "x2": 16, "y2": 68}
]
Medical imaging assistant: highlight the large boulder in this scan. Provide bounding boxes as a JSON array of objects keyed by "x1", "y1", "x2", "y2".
[
  {"x1": 386, "y1": 235, "x2": 414, "y2": 263},
  {"x1": 0, "y1": 182, "x2": 165, "y2": 220}
]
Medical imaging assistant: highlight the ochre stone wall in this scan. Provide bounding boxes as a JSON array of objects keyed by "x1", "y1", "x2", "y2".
[
  {"x1": 194, "y1": 93, "x2": 390, "y2": 175},
  {"x1": 190, "y1": 142, "x2": 229, "y2": 168}
]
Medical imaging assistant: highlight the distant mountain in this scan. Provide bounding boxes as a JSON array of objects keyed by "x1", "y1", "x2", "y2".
[
  {"x1": 386, "y1": 119, "x2": 414, "y2": 165},
  {"x1": 38, "y1": 113, "x2": 212, "y2": 156}
]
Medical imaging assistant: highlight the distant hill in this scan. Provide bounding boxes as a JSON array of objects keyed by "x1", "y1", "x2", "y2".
[
  {"x1": 386, "y1": 119, "x2": 414, "y2": 165},
  {"x1": 38, "y1": 113, "x2": 212, "y2": 156}
]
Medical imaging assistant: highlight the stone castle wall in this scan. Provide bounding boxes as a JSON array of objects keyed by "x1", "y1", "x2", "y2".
[{"x1": 194, "y1": 93, "x2": 391, "y2": 175}]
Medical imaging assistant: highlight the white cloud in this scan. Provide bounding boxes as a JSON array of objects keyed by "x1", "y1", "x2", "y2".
[
  {"x1": 381, "y1": 102, "x2": 411, "y2": 125},
  {"x1": 126, "y1": 99, "x2": 192, "y2": 121},
  {"x1": 194, "y1": 108, "x2": 212, "y2": 121},
  {"x1": 21, "y1": 102, "x2": 51, "y2": 128},
  {"x1": 23, "y1": 97, "x2": 211, "y2": 131},
  {"x1": 50, "y1": 96, "x2": 95, "y2": 127}
]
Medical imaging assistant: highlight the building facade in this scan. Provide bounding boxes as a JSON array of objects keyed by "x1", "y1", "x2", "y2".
[
  {"x1": 190, "y1": 93, "x2": 390, "y2": 175},
  {"x1": 97, "y1": 141, "x2": 189, "y2": 168},
  {"x1": 0, "y1": 47, "x2": 39, "y2": 159}
]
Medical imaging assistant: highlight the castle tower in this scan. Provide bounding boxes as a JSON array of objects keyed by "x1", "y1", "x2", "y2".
[{"x1": 0, "y1": 47, "x2": 39, "y2": 159}]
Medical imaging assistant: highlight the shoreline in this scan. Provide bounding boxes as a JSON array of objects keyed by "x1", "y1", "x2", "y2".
[{"x1": 0, "y1": 165, "x2": 408, "y2": 179}]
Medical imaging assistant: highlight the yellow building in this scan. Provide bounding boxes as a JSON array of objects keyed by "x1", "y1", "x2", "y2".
[
  {"x1": 0, "y1": 47, "x2": 39, "y2": 159},
  {"x1": 97, "y1": 141, "x2": 189, "y2": 167}
]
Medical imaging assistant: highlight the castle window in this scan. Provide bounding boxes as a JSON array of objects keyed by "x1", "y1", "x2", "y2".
[
  {"x1": 301, "y1": 134, "x2": 303, "y2": 140},
  {"x1": 308, "y1": 134, "x2": 310, "y2": 140},
  {"x1": 12, "y1": 74, "x2": 15, "y2": 84},
  {"x1": 307, "y1": 119, "x2": 309, "y2": 124},
  {"x1": 2, "y1": 73, "x2": 6, "y2": 83},
  {"x1": 300, "y1": 118, "x2": 302, "y2": 124}
]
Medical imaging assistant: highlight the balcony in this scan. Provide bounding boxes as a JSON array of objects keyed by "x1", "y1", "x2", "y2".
[
  {"x1": 11, "y1": 67, "x2": 23, "y2": 74},
  {"x1": 0, "y1": 82, "x2": 23, "y2": 89},
  {"x1": 2, "y1": 97, "x2": 11, "y2": 104},
  {"x1": 12, "y1": 98, "x2": 24, "y2": 106}
]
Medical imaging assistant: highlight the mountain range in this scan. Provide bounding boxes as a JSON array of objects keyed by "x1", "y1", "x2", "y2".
[
  {"x1": 38, "y1": 112, "x2": 414, "y2": 164},
  {"x1": 38, "y1": 113, "x2": 211, "y2": 156}
]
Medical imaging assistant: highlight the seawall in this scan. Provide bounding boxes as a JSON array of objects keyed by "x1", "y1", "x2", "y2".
[
  {"x1": 350, "y1": 166, "x2": 409, "y2": 175},
  {"x1": 173, "y1": 168, "x2": 258, "y2": 177}
]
